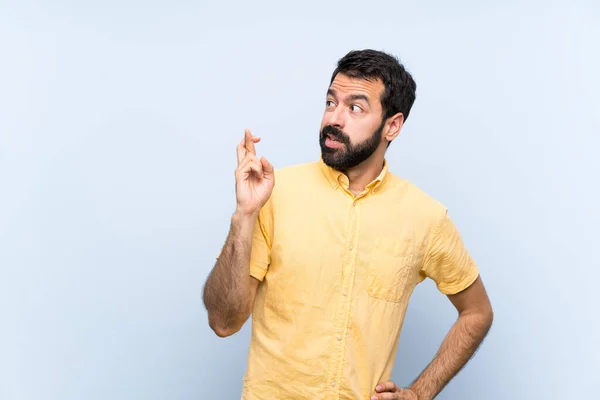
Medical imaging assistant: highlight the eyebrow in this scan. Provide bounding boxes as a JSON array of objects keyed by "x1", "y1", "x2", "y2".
[{"x1": 327, "y1": 88, "x2": 371, "y2": 106}]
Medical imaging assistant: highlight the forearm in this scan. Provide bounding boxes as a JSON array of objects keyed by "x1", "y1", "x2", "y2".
[
  {"x1": 203, "y1": 211, "x2": 258, "y2": 336},
  {"x1": 410, "y1": 310, "x2": 493, "y2": 399}
]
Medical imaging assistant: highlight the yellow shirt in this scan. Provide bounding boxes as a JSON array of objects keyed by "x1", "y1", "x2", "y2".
[{"x1": 240, "y1": 159, "x2": 479, "y2": 400}]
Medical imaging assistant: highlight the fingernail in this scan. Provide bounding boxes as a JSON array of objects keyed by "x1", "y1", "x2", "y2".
[
  {"x1": 376, "y1": 385, "x2": 383, "y2": 391},
  {"x1": 371, "y1": 397, "x2": 378, "y2": 400}
]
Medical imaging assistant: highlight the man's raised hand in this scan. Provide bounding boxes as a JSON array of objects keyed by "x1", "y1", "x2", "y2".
[{"x1": 234, "y1": 129, "x2": 275, "y2": 216}]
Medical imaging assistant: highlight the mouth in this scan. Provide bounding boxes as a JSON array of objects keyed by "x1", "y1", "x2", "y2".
[{"x1": 324, "y1": 134, "x2": 345, "y2": 149}]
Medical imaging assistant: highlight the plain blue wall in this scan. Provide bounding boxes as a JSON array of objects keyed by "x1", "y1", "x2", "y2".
[{"x1": 1, "y1": 1, "x2": 598, "y2": 399}]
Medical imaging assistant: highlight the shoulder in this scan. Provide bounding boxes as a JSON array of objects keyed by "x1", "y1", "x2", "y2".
[
  {"x1": 273, "y1": 160, "x2": 322, "y2": 179},
  {"x1": 271, "y1": 160, "x2": 324, "y2": 191},
  {"x1": 385, "y1": 171, "x2": 448, "y2": 222},
  {"x1": 258, "y1": 161, "x2": 323, "y2": 209}
]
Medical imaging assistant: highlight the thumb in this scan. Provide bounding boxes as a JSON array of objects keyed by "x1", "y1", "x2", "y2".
[{"x1": 260, "y1": 156, "x2": 274, "y2": 178}]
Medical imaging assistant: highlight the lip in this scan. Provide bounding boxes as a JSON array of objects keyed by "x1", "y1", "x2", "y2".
[{"x1": 325, "y1": 136, "x2": 345, "y2": 149}]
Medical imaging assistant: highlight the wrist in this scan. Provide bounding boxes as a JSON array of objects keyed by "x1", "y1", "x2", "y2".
[
  {"x1": 232, "y1": 209, "x2": 259, "y2": 226},
  {"x1": 408, "y1": 386, "x2": 427, "y2": 400},
  {"x1": 408, "y1": 387, "x2": 418, "y2": 399}
]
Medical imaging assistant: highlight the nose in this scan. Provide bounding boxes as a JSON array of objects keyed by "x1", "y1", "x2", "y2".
[{"x1": 325, "y1": 106, "x2": 345, "y2": 130}]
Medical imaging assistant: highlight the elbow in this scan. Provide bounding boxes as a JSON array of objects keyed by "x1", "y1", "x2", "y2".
[
  {"x1": 461, "y1": 305, "x2": 494, "y2": 335},
  {"x1": 486, "y1": 307, "x2": 494, "y2": 329},
  {"x1": 480, "y1": 305, "x2": 494, "y2": 334},
  {"x1": 211, "y1": 324, "x2": 240, "y2": 338},
  {"x1": 484, "y1": 301, "x2": 494, "y2": 324},
  {"x1": 208, "y1": 315, "x2": 242, "y2": 338}
]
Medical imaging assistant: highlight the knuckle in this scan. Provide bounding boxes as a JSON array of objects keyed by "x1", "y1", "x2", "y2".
[{"x1": 235, "y1": 163, "x2": 249, "y2": 174}]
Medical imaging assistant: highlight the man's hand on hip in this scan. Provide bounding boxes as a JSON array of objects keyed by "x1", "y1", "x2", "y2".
[{"x1": 371, "y1": 381, "x2": 418, "y2": 399}]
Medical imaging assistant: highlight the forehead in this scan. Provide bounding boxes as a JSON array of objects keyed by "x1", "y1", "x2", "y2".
[{"x1": 328, "y1": 73, "x2": 384, "y2": 103}]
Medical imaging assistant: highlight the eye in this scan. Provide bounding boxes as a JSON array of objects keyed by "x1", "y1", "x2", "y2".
[
  {"x1": 350, "y1": 104, "x2": 363, "y2": 112},
  {"x1": 325, "y1": 100, "x2": 336, "y2": 108}
]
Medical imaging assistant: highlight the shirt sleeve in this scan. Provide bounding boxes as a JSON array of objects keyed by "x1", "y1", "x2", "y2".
[
  {"x1": 248, "y1": 199, "x2": 273, "y2": 281},
  {"x1": 418, "y1": 210, "x2": 479, "y2": 295}
]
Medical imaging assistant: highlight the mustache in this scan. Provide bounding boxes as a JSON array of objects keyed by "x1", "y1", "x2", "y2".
[{"x1": 320, "y1": 125, "x2": 350, "y2": 145}]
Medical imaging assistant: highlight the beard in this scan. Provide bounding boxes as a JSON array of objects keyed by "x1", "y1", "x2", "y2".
[{"x1": 319, "y1": 121, "x2": 385, "y2": 171}]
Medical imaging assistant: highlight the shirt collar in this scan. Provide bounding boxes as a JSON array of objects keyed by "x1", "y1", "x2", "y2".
[{"x1": 319, "y1": 157, "x2": 389, "y2": 193}]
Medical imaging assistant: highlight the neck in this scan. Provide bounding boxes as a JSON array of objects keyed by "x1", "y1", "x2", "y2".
[{"x1": 343, "y1": 155, "x2": 385, "y2": 195}]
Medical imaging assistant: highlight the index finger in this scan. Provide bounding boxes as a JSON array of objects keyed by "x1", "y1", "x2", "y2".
[
  {"x1": 244, "y1": 128, "x2": 256, "y2": 155},
  {"x1": 236, "y1": 139, "x2": 245, "y2": 164}
]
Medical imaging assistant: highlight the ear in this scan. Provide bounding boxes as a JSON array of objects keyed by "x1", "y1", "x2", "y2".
[{"x1": 384, "y1": 112, "x2": 404, "y2": 142}]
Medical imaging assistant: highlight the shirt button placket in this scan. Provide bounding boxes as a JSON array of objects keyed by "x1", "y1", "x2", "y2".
[{"x1": 329, "y1": 197, "x2": 359, "y2": 397}]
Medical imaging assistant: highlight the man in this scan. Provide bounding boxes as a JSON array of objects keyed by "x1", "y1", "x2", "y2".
[{"x1": 203, "y1": 49, "x2": 493, "y2": 400}]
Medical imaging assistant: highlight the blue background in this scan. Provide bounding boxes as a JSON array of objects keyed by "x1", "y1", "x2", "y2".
[{"x1": 1, "y1": 1, "x2": 598, "y2": 398}]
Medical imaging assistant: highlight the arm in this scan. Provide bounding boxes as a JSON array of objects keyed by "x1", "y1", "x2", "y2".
[
  {"x1": 202, "y1": 129, "x2": 274, "y2": 338},
  {"x1": 202, "y1": 211, "x2": 261, "y2": 337},
  {"x1": 372, "y1": 213, "x2": 493, "y2": 399},
  {"x1": 409, "y1": 276, "x2": 494, "y2": 399}
]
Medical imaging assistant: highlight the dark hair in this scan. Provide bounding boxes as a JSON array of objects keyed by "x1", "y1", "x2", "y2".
[{"x1": 330, "y1": 49, "x2": 417, "y2": 122}]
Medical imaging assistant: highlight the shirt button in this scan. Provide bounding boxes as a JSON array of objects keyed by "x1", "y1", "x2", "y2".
[
  {"x1": 331, "y1": 381, "x2": 336, "y2": 387},
  {"x1": 343, "y1": 290, "x2": 348, "y2": 296},
  {"x1": 336, "y1": 334, "x2": 342, "y2": 341},
  {"x1": 349, "y1": 244, "x2": 353, "y2": 250}
]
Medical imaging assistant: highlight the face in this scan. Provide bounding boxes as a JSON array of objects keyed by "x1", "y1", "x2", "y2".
[{"x1": 319, "y1": 73, "x2": 387, "y2": 171}]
